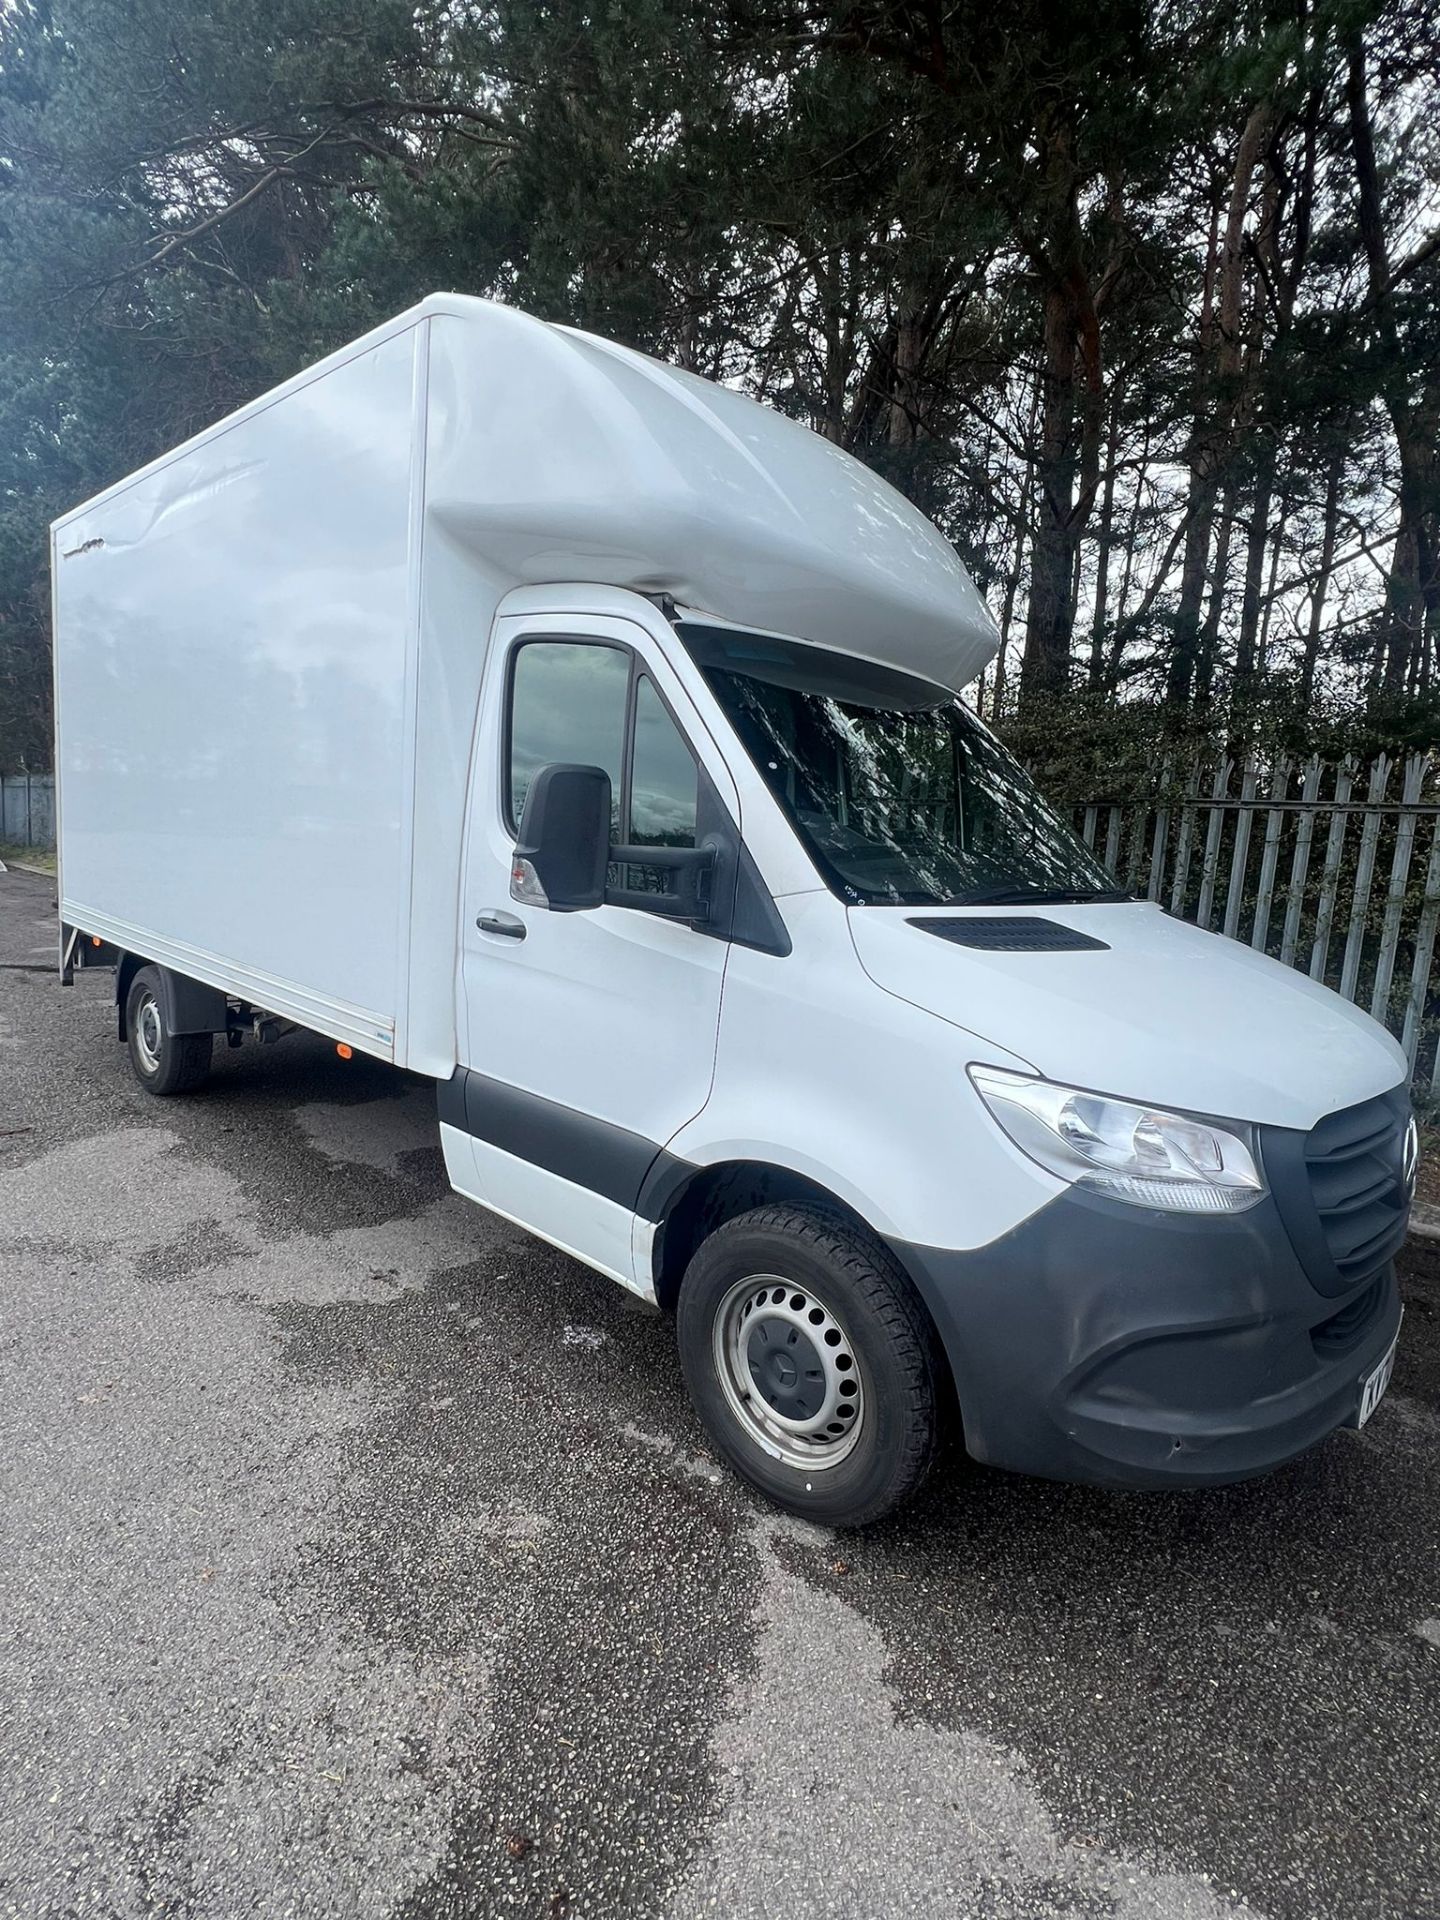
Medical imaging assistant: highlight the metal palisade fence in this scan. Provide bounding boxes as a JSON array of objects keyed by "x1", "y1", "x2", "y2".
[
  {"x1": 1073, "y1": 751, "x2": 1440, "y2": 1096},
  {"x1": 0, "y1": 773, "x2": 55, "y2": 852}
]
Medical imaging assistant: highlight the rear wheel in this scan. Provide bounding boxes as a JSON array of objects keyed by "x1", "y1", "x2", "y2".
[
  {"x1": 677, "y1": 1202, "x2": 941, "y2": 1527},
  {"x1": 125, "y1": 965, "x2": 213, "y2": 1096}
]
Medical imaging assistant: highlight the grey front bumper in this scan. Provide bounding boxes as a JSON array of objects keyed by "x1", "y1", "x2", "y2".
[{"x1": 889, "y1": 1186, "x2": 1403, "y2": 1490}]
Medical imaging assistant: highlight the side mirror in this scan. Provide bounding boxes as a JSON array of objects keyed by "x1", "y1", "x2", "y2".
[{"x1": 511, "y1": 763, "x2": 612, "y2": 911}]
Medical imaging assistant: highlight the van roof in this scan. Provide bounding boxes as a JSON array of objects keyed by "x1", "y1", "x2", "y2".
[
  {"x1": 423, "y1": 295, "x2": 998, "y2": 693},
  {"x1": 55, "y1": 292, "x2": 999, "y2": 693}
]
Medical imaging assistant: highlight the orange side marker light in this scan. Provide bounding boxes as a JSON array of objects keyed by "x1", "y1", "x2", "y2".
[
  {"x1": 92, "y1": 936, "x2": 102, "y2": 947},
  {"x1": 336, "y1": 1044, "x2": 353, "y2": 1061}
]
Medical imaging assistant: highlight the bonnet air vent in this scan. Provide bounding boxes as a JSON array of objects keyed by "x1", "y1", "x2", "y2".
[{"x1": 909, "y1": 916, "x2": 1110, "y2": 953}]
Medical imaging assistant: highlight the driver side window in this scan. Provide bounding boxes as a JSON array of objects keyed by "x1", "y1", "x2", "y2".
[
  {"x1": 507, "y1": 640, "x2": 628, "y2": 833},
  {"x1": 504, "y1": 640, "x2": 702, "y2": 914}
]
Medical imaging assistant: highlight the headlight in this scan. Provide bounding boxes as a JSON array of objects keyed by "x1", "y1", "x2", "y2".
[{"x1": 968, "y1": 1066, "x2": 1265, "y2": 1214}]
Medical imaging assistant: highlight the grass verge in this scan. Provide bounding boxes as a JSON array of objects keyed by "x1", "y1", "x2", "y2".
[{"x1": 0, "y1": 844, "x2": 57, "y2": 874}]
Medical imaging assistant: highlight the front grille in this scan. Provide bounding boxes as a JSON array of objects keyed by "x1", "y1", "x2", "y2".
[{"x1": 1304, "y1": 1089, "x2": 1411, "y2": 1286}]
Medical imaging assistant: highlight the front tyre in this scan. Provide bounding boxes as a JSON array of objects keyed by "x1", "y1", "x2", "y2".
[
  {"x1": 125, "y1": 965, "x2": 213, "y2": 1096},
  {"x1": 676, "y1": 1203, "x2": 941, "y2": 1527}
]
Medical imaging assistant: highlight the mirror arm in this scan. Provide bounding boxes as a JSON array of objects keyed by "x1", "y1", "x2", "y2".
[
  {"x1": 608, "y1": 843, "x2": 711, "y2": 870},
  {"x1": 606, "y1": 842, "x2": 716, "y2": 921}
]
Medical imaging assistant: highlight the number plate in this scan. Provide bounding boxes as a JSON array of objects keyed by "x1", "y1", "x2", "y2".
[{"x1": 1358, "y1": 1332, "x2": 1399, "y2": 1427}]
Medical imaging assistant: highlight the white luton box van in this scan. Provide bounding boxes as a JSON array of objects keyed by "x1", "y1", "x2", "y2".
[{"x1": 51, "y1": 295, "x2": 1414, "y2": 1524}]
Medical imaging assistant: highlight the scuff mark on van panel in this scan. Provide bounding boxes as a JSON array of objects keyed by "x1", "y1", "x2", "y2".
[{"x1": 96, "y1": 457, "x2": 267, "y2": 552}]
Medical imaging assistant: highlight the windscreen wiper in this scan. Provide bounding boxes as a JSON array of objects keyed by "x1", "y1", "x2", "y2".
[{"x1": 951, "y1": 884, "x2": 1131, "y2": 906}]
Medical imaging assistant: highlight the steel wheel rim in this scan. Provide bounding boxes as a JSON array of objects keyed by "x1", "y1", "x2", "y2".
[
  {"x1": 135, "y1": 993, "x2": 163, "y2": 1074},
  {"x1": 713, "y1": 1273, "x2": 865, "y2": 1470}
]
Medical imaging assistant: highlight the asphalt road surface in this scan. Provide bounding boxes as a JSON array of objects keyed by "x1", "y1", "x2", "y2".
[{"x1": 3, "y1": 862, "x2": 1440, "y2": 1920}]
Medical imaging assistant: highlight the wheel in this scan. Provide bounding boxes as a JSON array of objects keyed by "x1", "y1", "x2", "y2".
[
  {"x1": 125, "y1": 965, "x2": 213, "y2": 1096},
  {"x1": 676, "y1": 1202, "x2": 942, "y2": 1526}
]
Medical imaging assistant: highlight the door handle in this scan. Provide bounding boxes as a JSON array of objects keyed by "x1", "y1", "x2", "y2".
[{"x1": 476, "y1": 909, "x2": 527, "y2": 941}]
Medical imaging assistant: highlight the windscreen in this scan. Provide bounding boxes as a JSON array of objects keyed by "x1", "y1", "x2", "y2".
[{"x1": 681, "y1": 624, "x2": 1119, "y2": 908}]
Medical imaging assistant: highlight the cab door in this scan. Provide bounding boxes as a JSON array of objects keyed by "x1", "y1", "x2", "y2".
[{"x1": 448, "y1": 611, "x2": 738, "y2": 1290}]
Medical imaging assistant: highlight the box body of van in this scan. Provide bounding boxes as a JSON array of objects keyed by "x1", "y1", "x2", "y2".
[{"x1": 51, "y1": 296, "x2": 1414, "y2": 1523}]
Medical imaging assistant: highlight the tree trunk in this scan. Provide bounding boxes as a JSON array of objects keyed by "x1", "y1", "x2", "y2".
[
  {"x1": 1168, "y1": 192, "x2": 1221, "y2": 707},
  {"x1": 1021, "y1": 273, "x2": 1084, "y2": 702},
  {"x1": 1299, "y1": 450, "x2": 1343, "y2": 708},
  {"x1": 1347, "y1": 36, "x2": 1437, "y2": 701},
  {"x1": 815, "y1": 247, "x2": 851, "y2": 445},
  {"x1": 994, "y1": 488, "x2": 1031, "y2": 719},
  {"x1": 1168, "y1": 102, "x2": 1272, "y2": 707},
  {"x1": 1234, "y1": 436, "x2": 1277, "y2": 697},
  {"x1": 1257, "y1": 477, "x2": 1291, "y2": 678},
  {"x1": 887, "y1": 291, "x2": 927, "y2": 447},
  {"x1": 1382, "y1": 477, "x2": 1424, "y2": 693},
  {"x1": 1108, "y1": 418, "x2": 1150, "y2": 682},
  {"x1": 1088, "y1": 385, "x2": 1121, "y2": 688},
  {"x1": 1019, "y1": 116, "x2": 1105, "y2": 709},
  {"x1": 1196, "y1": 482, "x2": 1237, "y2": 706}
]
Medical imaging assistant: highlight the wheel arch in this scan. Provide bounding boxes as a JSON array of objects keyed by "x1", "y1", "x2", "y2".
[
  {"x1": 647, "y1": 1156, "x2": 929, "y2": 1325},
  {"x1": 116, "y1": 955, "x2": 229, "y2": 1040},
  {"x1": 115, "y1": 951, "x2": 150, "y2": 1040}
]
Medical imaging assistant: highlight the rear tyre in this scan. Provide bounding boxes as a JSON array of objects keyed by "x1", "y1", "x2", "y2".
[
  {"x1": 125, "y1": 965, "x2": 213, "y2": 1096},
  {"x1": 676, "y1": 1202, "x2": 941, "y2": 1527}
]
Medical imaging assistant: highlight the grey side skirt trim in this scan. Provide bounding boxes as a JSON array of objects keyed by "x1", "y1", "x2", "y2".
[{"x1": 438, "y1": 1067, "x2": 690, "y2": 1219}]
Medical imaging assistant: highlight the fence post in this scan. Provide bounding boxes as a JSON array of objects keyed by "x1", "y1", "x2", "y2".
[
  {"x1": 1371, "y1": 754, "x2": 1429, "y2": 1023},
  {"x1": 1222, "y1": 753, "x2": 1259, "y2": 940},
  {"x1": 1310, "y1": 757, "x2": 1357, "y2": 981},
  {"x1": 1403, "y1": 816, "x2": 1440, "y2": 1074},
  {"x1": 1124, "y1": 805, "x2": 1149, "y2": 893},
  {"x1": 1339, "y1": 755, "x2": 1393, "y2": 1004},
  {"x1": 1103, "y1": 806, "x2": 1123, "y2": 877},
  {"x1": 1250, "y1": 756, "x2": 1292, "y2": 953},
  {"x1": 1196, "y1": 759, "x2": 1233, "y2": 931},
  {"x1": 1168, "y1": 754, "x2": 1202, "y2": 916},
  {"x1": 1279, "y1": 756, "x2": 1324, "y2": 967},
  {"x1": 1147, "y1": 756, "x2": 1172, "y2": 902}
]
